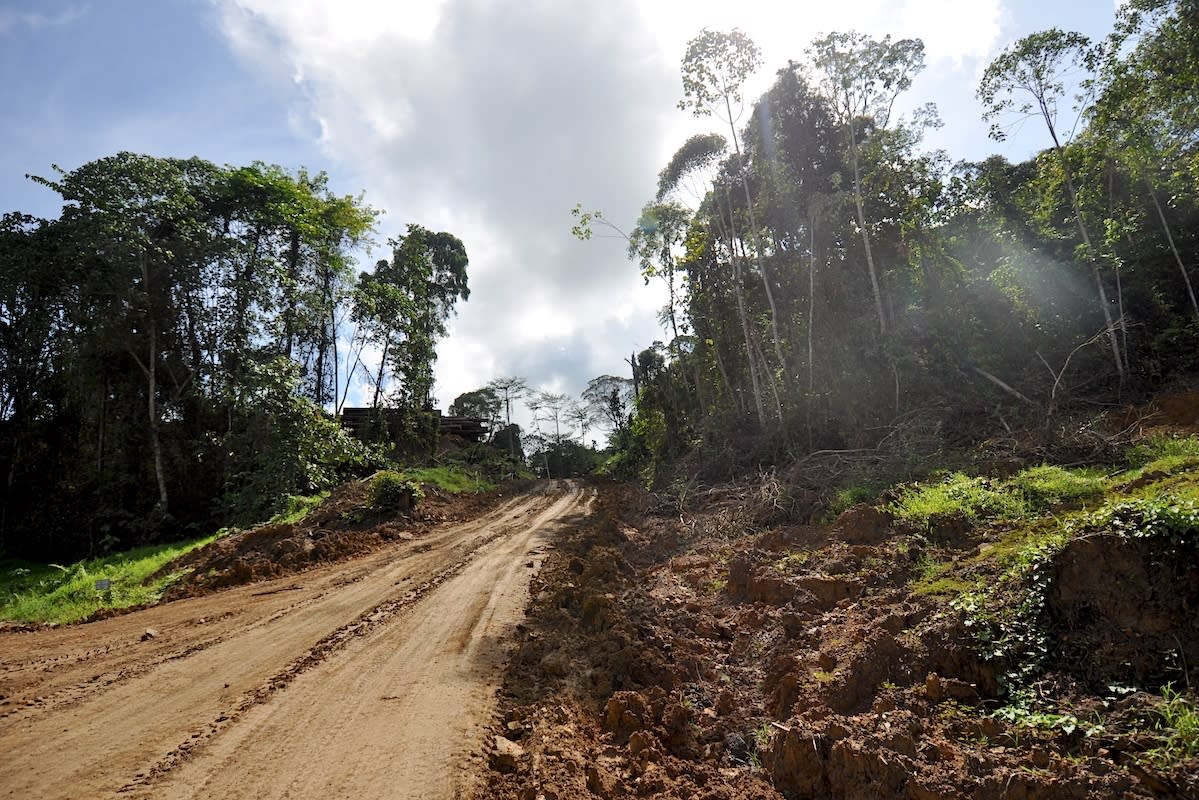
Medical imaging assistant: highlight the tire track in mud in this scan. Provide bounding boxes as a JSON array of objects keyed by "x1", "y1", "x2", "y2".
[
  {"x1": 136, "y1": 485, "x2": 590, "y2": 800},
  {"x1": 123, "y1": 528, "x2": 517, "y2": 789},
  {"x1": 0, "y1": 486, "x2": 576, "y2": 800},
  {"x1": 0, "y1": 495, "x2": 541, "y2": 726}
]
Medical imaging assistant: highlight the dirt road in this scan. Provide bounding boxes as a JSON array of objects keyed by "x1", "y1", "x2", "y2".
[{"x1": 0, "y1": 481, "x2": 591, "y2": 799}]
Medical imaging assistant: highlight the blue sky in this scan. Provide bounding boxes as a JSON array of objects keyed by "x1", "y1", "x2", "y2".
[
  {"x1": 1, "y1": 0, "x2": 1120, "y2": 421},
  {"x1": 0, "y1": 1, "x2": 320, "y2": 219}
]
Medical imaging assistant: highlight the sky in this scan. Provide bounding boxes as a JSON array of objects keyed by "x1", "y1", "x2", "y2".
[{"x1": 0, "y1": 0, "x2": 1120, "y2": 429}]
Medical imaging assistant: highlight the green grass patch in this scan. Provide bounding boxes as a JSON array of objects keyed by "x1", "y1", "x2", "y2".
[
  {"x1": 1146, "y1": 684, "x2": 1199, "y2": 767},
  {"x1": 1006, "y1": 464, "x2": 1106, "y2": 508},
  {"x1": 911, "y1": 553, "x2": 975, "y2": 597},
  {"x1": 826, "y1": 482, "x2": 886, "y2": 518},
  {"x1": 890, "y1": 464, "x2": 1110, "y2": 532},
  {"x1": 915, "y1": 574, "x2": 974, "y2": 597},
  {"x1": 896, "y1": 438, "x2": 1199, "y2": 701},
  {"x1": 1125, "y1": 434, "x2": 1199, "y2": 475},
  {"x1": 0, "y1": 530, "x2": 228, "y2": 625},
  {"x1": 889, "y1": 473, "x2": 1027, "y2": 528},
  {"x1": 269, "y1": 492, "x2": 329, "y2": 525},
  {"x1": 407, "y1": 465, "x2": 494, "y2": 494}
]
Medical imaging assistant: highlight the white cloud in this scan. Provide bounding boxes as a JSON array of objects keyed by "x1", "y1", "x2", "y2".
[
  {"x1": 0, "y1": 4, "x2": 88, "y2": 35},
  {"x1": 896, "y1": 0, "x2": 1005, "y2": 66},
  {"x1": 213, "y1": 0, "x2": 1012, "y2": 413},
  {"x1": 216, "y1": 0, "x2": 675, "y2": 411}
]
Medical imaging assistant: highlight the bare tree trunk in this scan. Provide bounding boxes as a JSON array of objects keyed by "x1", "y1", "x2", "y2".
[
  {"x1": 750, "y1": 330, "x2": 783, "y2": 424},
  {"x1": 147, "y1": 325, "x2": 169, "y2": 510},
  {"x1": 1108, "y1": 161, "x2": 1129, "y2": 370},
  {"x1": 807, "y1": 219, "x2": 818, "y2": 451},
  {"x1": 371, "y1": 336, "x2": 391, "y2": 410},
  {"x1": 848, "y1": 131, "x2": 887, "y2": 336},
  {"x1": 338, "y1": 326, "x2": 365, "y2": 415},
  {"x1": 807, "y1": 216, "x2": 818, "y2": 397},
  {"x1": 282, "y1": 227, "x2": 301, "y2": 358},
  {"x1": 329, "y1": 299, "x2": 339, "y2": 411},
  {"x1": 724, "y1": 95, "x2": 787, "y2": 376},
  {"x1": 1042, "y1": 106, "x2": 1124, "y2": 382},
  {"x1": 713, "y1": 346, "x2": 737, "y2": 412},
  {"x1": 714, "y1": 187, "x2": 768, "y2": 428},
  {"x1": 973, "y1": 366, "x2": 1034, "y2": 405},
  {"x1": 1144, "y1": 170, "x2": 1199, "y2": 321},
  {"x1": 130, "y1": 254, "x2": 170, "y2": 512}
]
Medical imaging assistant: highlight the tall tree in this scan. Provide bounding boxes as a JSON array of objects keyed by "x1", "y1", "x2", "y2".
[
  {"x1": 1093, "y1": 1, "x2": 1199, "y2": 320},
  {"x1": 680, "y1": 28, "x2": 787, "y2": 381},
  {"x1": 32, "y1": 153, "x2": 225, "y2": 513},
  {"x1": 978, "y1": 29, "x2": 1124, "y2": 381},
  {"x1": 656, "y1": 133, "x2": 728, "y2": 205},
  {"x1": 354, "y1": 225, "x2": 469, "y2": 411},
  {"x1": 628, "y1": 202, "x2": 691, "y2": 351},
  {"x1": 808, "y1": 31, "x2": 926, "y2": 336},
  {"x1": 582, "y1": 374, "x2": 634, "y2": 436},
  {"x1": 486, "y1": 376, "x2": 529, "y2": 459},
  {"x1": 449, "y1": 387, "x2": 503, "y2": 438}
]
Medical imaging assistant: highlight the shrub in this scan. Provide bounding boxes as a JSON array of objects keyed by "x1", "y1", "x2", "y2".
[
  {"x1": 366, "y1": 471, "x2": 424, "y2": 513},
  {"x1": 1072, "y1": 496, "x2": 1199, "y2": 545},
  {"x1": 1126, "y1": 434, "x2": 1199, "y2": 471}
]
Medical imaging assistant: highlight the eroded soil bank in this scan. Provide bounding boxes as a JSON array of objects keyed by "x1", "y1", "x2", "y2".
[{"x1": 476, "y1": 480, "x2": 1198, "y2": 800}]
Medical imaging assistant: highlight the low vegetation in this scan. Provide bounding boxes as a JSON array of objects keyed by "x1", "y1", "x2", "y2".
[
  {"x1": 366, "y1": 470, "x2": 426, "y2": 512},
  {"x1": 869, "y1": 433, "x2": 1199, "y2": 782},
  {"x1": 0, "y1": 459, "x2": 507, "y2": 625},
  {"x1": 888, "y1": 463, "x2": 1108, "y2": 530},
  {"x1": 0, "y1": 531, "x2": 226, "y2": 624},
  {"x1": 409, "y1": 465, "x2": 495, "y2": 494}
]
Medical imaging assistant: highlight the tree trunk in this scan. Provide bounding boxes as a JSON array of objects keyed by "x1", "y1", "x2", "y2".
[
  {"x1": 1143, "y1": 170, "x2": 1199, "y2": 321},
  {"x1": 807, "y1": 215, "x2": 818, "y2": 397},
  {"x1": 848, "y1": 129, "x2": 887, "y2": 336},
  {"x1": 282, "y1": 226, "x2": 301, "y2": 358},
  {"x1": 147, "y1": 324, "x2": 169, "y2": 511},
  {"x1": 371, "y1": 335, "x2": 391, "y2": 410},
  {"x1": 1042, "y1": 105, "x2": 1124, "y2": 382},
  {"x1": 314, "y1": 258, "x2": 334, "y2": 406},
  {"x1": 751, "y1": 329, "x2": 784, "y2": 424},
  {"x1": 714, "y1": 186, "x2": 768, "y2": 428},
  {"x1": 725, "y1": 94, "x2": 787, "y2": 377},
  {"x1": 710, "y1": 334, "x2": 738, "y2": 413},
  {"x1": 131, "y1": 253, "x2": 170, "y2": 513}
]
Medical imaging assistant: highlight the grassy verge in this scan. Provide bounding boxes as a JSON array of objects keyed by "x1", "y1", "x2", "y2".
[
  {"x1": 407, "y1": 464, "x2": 495, "y2": 494},
  {"x1": 0, "y1": 490, "x2": 331, "y2": 625},
  {"x1": 0, "y1": 531, "x2": 227, "y2": 625},
  {"x1": 908, "y1": 436, "x2": 1199, "y2": 596},
  {"x1": 270, "y1": 492, "x2": 330, "y2": 525},
  {"x1": 888, "y1": 464, "x2": 1108, "y2": 530}
]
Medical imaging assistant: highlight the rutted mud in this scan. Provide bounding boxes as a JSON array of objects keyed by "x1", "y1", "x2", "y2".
[
  {"x1": 4, "y1": 476, "x2": 1195, "y2": 800},
  {"x1": 0, "y1": 481, "x2": 588, "y2": 800},
  {"x1": 477, "y1": 482, "x2": 1198, "y2": 800}
]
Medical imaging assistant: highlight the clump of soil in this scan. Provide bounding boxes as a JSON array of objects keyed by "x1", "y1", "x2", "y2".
[
  {"x1": 477, "y1": 476, "x2": 1198, "y2": 800},
  {"x1": 478, "y1": 483, "x2": 778, "y2": 800},
  {"x1": 162, "y1": 479, "x2": 500, "y2": 600},
  {"x1": 1048, "y1": 533, "x2": 1199, "y2": 691}
]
